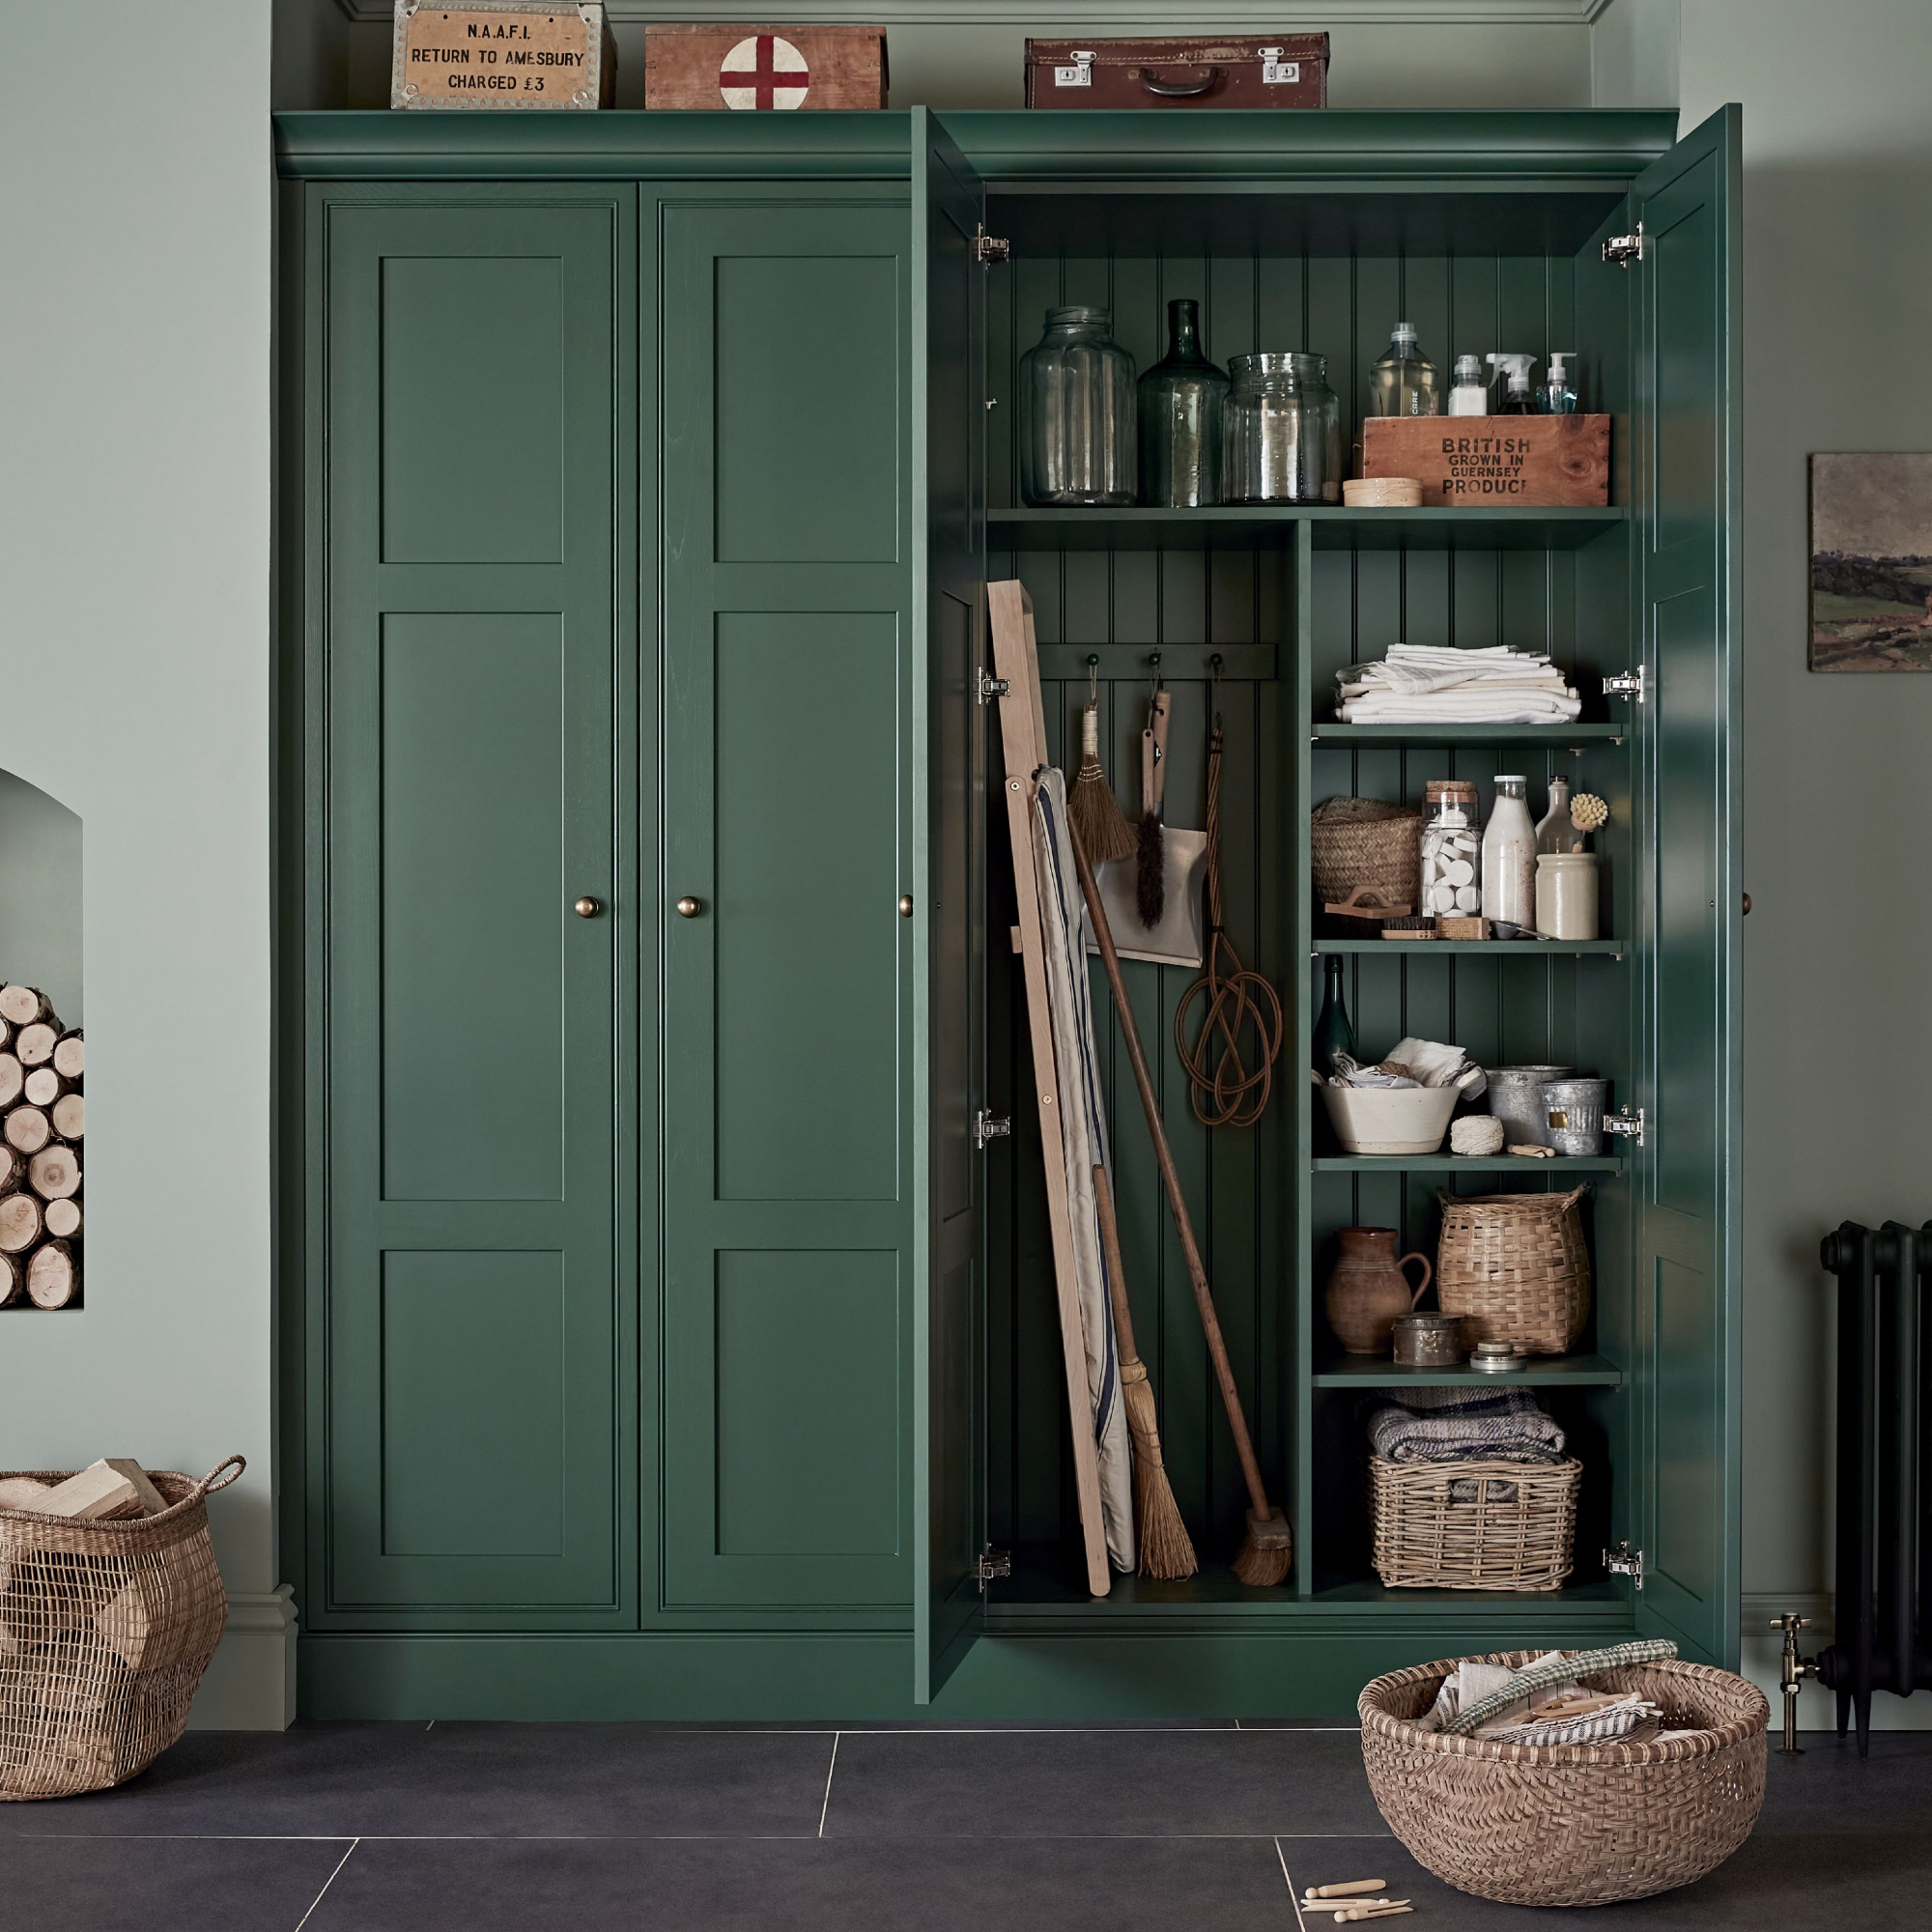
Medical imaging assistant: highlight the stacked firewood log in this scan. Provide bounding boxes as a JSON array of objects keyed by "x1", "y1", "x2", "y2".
[{"x1": 0, "y1": 984, "x2": 81, "y2": 1310}]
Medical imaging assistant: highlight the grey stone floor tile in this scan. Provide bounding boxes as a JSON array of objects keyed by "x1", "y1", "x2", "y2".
[
  {"x1": 0, "y1": 1833, "x2": 351, "y2": 1932},
  {"x1": 304, "y1": 1832, "x2": 1295, "y2": 1932},
  {"x1": 0, "y1": 1722, "x2": 835, "y2": 1839},
  {"x1": 1755, "y1": 1729, "x2": 1932, "y2": 1831},
  {"x1": 826, "y1": 1727, "x2": 1388, "y2": 1837}
]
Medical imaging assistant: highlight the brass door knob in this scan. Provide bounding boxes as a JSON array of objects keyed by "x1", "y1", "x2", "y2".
[
  {"x1": 574, "y1": 896, "x2": 603, "y2": 918},
  {"x1": 1742, "y1": 893, "x2": 1752, "y2": 916},
  {"x1": 898, "y1": 895, "x2": 914, "y2": 918},
  {"x1": 675, "y1": 895, "x2": 702, "y2": 919}
]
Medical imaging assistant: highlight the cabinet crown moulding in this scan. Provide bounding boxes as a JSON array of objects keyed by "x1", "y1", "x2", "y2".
[{"x1": 339, "y1": 2, "x2": 1612, "y2": 23}]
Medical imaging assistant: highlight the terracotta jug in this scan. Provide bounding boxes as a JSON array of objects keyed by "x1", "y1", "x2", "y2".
[{"x1": 1324, "y1": 1226, "x2": 1434, "y2": 1354}]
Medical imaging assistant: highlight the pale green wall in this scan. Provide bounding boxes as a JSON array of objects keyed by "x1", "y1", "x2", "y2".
[
  {"x1": 0, "y1": 1, "x2": 286, "y2": 1725},
  {"x1": 0, "y1": 773, "x2": 83, "y2": 1028}
]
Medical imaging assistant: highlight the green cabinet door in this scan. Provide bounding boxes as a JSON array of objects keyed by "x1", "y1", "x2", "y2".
[
  {"x1": 912, "y1": 113, "x2": 989, "y2": 1702},
  {"x1": 311, "y1": 190, "x2": 634, "y2": 1626},
  {"x1": 658, "y1": 192, "x2": 918, "y2": 1612},
  {"x1": 1628, "y1": 107, "x2": 1743, "y2": 1666}
]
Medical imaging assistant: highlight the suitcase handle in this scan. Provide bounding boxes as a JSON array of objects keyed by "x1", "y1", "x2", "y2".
[{"x1": 1134, "y1": 66, "x2": 1222, "y2": 97}]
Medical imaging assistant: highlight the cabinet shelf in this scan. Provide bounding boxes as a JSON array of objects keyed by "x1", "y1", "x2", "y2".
[
  {"x1": 1312, "y1": 1155, "x2": 1622, "y2": 1174},
  {"x1": 1315, "y1": 938, "x2": 1625, "y2": 955},
  {"x1": 990, "y1": 506, "x2": 1627, "y2": 553},
  {"x1": 1311, "y1": 1351, "x2": 1624, "y2": 1388},
  {"x1": 1313, "y1": 723, "x2": 1627, "y2": 748}
]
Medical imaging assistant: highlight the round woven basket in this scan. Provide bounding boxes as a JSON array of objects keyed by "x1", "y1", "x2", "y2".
[
  {"x1": 1358, "y1": 1650, "x2": 1769, "y2": 1907},
  {"x1": 0, "y1": 1458, "x2": 241, "y2": 1801},
  {"x1": 1435, "y1": 1186, "x2": 1590, "y2": 1354},
  {"x1": 1312, "y1": 796, "x2": 1421, "y2": 912}
]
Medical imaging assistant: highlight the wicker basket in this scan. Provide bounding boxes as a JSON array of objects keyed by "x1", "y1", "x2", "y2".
[
  {"x1": 1370, "y1": 1454, "x2": 1579, "y2": 1590},
  {"x1": 1435, "y1": 1185, "x2": 1591, "y2": 1354},
  {"x1": 1358, "y1": 1650, "x2": 1770, "y2": 1906},
  {"x1": 1311, "y1": 795, "x2": 1421, "y2": 913},
  {"x1": 0, "y1": 1457, "x2": 241, "y2": 1800}
]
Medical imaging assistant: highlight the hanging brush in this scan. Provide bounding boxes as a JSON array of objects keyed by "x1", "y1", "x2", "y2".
[
  {"x1": 1137, "y1": 665, "x2": 1170, "y2": 928},
  {"x1": 1066, "y1": 656, "x2": 1136, "y2": 865}
]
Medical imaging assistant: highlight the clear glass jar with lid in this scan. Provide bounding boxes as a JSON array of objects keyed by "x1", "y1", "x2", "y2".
[
  {"x1": 1291, "y1": 351, "x2": 1341, "y2": 503},
  {"x1": 1020, "y1": 305, "x2": 1137, "y2": 507},
  {"x1": 1420, "y1": 780, "x2": 1482, "y2": 919},
  {"x1": 1221, "y1": 353, "x2": 1326, "y2": 504}
]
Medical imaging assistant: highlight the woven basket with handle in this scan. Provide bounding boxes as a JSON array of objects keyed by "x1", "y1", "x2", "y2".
[
  {"x1": 1370, "y1": 1454, "x2": 1579, "y2": 1591},
  {"x1": 1311, "y1": 795, "x2": 1421, "y2": 913},
  {"x1": 0, "y1": 1457, "x2": 242, "y2": 1800},
  {"x1": 1358, "y1": 1649, "x2": 1769, "y2": 1906},
  {"x1": 1435, "y1": 1186, "x2": 1591, "y2": 1354}
]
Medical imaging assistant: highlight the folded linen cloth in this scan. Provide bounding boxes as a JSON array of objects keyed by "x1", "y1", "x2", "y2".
[
  {"x1": 1417, "y1": 1646, "x2": 1680, "y2": 1745},
  {"x1": 1336, "y1": 642, "x2": 1581, "y2": 724},
  {"x1": 1365, "y1": 1384, "x2": 1568, "y2": 1465},
  {"x1": 1328, "y1": 1039, "x2": 1486, "y2": 1097}
]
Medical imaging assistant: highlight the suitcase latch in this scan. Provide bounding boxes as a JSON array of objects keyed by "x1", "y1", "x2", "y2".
[{"x1": 1053, "y1": 50, "x2": 1094, "y2": 88}]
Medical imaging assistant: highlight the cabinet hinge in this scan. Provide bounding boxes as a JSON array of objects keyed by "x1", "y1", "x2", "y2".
[
  {"x1": 977, "y1": 669, "x2": 1010, "y2": 705},
  {"x1": 1603, "y1": 1541, "x2": 1646, "y2": 1590},
  {"x1": 973, "y1": 223, "x2": 1011, "y2": 268},
  {"x1": 1602, "y1": 666, "x2": 1646, "y2": 703},
  {"x1": 973, "y1": 1110, "x2": 1011, "y2": 1151},
  {"x1": 1603, "y1": 1106, "x2": 1646, "y2": 1148},
  {"x1": 1603, "y1": 223, "x2": 1647, "y2": 267},
  {"x1": 975, "y1": 1546, "x2": 1011, "y2": 1591}
]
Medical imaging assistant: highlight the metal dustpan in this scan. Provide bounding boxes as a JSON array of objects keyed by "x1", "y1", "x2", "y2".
[{"x1": 1089, "y1": 828, "x2": 1208, "y2": 969}]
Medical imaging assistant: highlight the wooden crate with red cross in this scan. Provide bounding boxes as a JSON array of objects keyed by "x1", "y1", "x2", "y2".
[{"x1": 642, "y1": 23, "x2": 887, "y2": 110}]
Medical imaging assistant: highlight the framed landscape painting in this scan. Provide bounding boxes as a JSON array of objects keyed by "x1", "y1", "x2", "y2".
[{"x1": 1810, "y1": 452, "x2": 1932, "y2": 670}]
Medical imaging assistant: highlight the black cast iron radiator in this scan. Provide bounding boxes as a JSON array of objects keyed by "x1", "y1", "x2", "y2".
[{"x1": 1814, "y1": 1221, "x2": 1932, "y2": 1753}]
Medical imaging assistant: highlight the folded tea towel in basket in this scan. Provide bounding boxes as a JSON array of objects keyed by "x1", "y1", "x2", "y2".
[
  {"x1": 1329, "y1": 1038, "x2": 1487, "y2": 1098},
  {"x1": 1336, "y1": 644, "x2": 1582, "y2": 725},
  {"x1": 1365, "y1": 1385, "x2": 1568, "y2": 1466},
  {"x1": 1418, "y1": 1645, "x2": 1673, "y2": 1743}
]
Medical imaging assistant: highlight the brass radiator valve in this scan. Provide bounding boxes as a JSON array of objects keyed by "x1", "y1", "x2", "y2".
[{"x1": 1770, "y1": 1613, "x2": 1816, "y2": 1754}]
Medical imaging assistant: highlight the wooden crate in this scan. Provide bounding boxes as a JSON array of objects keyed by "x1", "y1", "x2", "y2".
[
  {"x1": 1359, "y1": 414, "x2": 1610, "y2": 507},
  {"x1": 1025, "y1": 36, "x2": 1326, "y2": 109},
  {"x1": 390, "y1": 1, "x2": 615, "y2": 111},
  {"x1": 644, "y1": 24, "x2": 887, "y2": 109}
]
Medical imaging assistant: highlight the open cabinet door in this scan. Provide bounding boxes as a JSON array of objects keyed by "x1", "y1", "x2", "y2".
[
  {"x1": 912, "y1": 110, "x2": 990, "y2": 1703},
  {"x1": 1628, "y1": 105, "x2": 1743, "y2": 1666}
]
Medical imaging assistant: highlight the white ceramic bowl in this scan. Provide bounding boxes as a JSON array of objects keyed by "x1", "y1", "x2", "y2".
[{"x1": 1320, "y1": 1082, "x2": 1460, "y2": 1155}]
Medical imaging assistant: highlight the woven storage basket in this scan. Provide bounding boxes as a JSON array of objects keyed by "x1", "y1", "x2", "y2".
[
  {"x1": 1370, "y1": 1454, "x2": 1579, "y2": 1590},
  {"x1": 1311, "y1": 796, "x2": 1421, "y2": 913},
  {"x1": 0, "y1": 1457, "x2": 241, "y2": 1800},
  {"x1": 1358, "y1": 1649, "x2": 1769, "y2": 1906},
  {"x1": 1435, "y1": 1185, "x2": 1590, "y2": 1354}
]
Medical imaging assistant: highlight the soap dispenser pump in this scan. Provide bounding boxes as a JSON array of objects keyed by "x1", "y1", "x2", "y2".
[
  {"x1": 1448, "y1": 355, "x2": 1488, "y2": 416},
  {"x1": 1541, "y1": 353, "x2": 1578, "y2": 414}
]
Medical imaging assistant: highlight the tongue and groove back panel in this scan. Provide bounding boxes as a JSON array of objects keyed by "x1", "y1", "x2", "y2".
[{"x1": 982, "y1": 229, "x2": 1635, "y2": 1582}]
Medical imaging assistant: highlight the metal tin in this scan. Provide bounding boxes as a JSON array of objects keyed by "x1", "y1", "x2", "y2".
[
  {"x1": 1470, "y1": 1340, "x2": 1524, "y2": 1373},
  {"x1": 1541, "y1": 1077, "x2": 1610, "y2": 1157},
  {"x1": 1391, "y1": 1312, "x2": 1463, "y2": 1368},
  {"x1": 1486, "y1": 1064, "x2": 1573, "y2": 1146}
]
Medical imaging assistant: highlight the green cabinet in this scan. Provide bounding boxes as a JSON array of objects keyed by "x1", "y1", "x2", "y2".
[{"x1": 280, "y1": 105, "x2": 1742, "y2": 1718}]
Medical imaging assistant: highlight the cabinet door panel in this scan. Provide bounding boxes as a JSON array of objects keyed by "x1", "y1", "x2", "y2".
[
  {"x1": 660, "y1": 195, "x2": 914, "y2": 1612},
  {"x1": 315, "y1": 193, "x2": 632, "y2": 1625}
]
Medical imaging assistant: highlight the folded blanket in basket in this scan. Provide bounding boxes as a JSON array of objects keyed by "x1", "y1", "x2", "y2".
[{"x1": 1365, "y1": 1385, "x2": 1568, "y2": 1465}]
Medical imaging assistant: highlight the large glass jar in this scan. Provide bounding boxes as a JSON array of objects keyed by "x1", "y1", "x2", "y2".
[
  {"x1": 1222, "y1": 353, "x2": 1331, "y2": 504},
  {"x1": 1138, "y1": 298, "x2": 1228, "y2": 507},
  {"x1": 1291, "y1": 351, "x2": 1342, "y2": 504},
  {"x1": 1482, "y1": 774, "x2": 1538, "y2": 934},
  {"x1": 1421, "y1": 780, "x2": 1482, "y2": 919},
  {"x1": 1020, "y1": 306, "x2": 1136, "y2": 507}
]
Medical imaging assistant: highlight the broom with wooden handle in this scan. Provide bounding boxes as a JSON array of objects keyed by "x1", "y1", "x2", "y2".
[
  {"x1": 1068, "y1": 812, "x2": 1293, "y2": 1587},
  {"x1": 1092, "y1": 1163, "x2": 1197, "y2": 1580}
]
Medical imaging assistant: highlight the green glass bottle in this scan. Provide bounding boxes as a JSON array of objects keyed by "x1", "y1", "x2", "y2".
[
  {"x1": 1137, "y1": 298, "x2": 1228, "y2": 507},
  {"x1": 1313, "y1": 956, "x2": 1356, "y2": 1075}
]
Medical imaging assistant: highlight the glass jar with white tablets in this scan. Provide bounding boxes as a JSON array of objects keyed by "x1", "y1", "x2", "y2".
[{"x1": 1420, "y1": 780, "x2": 1482, "y2": 920}]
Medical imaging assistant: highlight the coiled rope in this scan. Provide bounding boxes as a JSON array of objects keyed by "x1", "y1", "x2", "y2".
[{"x1": 1174, "y1": 671, "x2": 1284, "y2": 1129}]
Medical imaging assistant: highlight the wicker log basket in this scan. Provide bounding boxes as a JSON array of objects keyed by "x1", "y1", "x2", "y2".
[
  {"x1": 1435, "y1": 1185, "x2": 1591, "y2": 1354},
  {"x1": 1311, "y1": 795, "x2": 1422, "y2": 913},
  {"x1": 1358, "y1": 1649, "x2": 1769, "y2": 1907},
  {"x1": 0, "y1": 1457, "x2": 241, "y2": 1800}
]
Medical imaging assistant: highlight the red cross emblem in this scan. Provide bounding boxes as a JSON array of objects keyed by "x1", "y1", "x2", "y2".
[{"x1": 719, "y1": 34, "x2": 810, "y2": 110}]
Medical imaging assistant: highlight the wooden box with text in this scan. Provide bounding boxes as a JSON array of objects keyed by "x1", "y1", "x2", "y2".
[
  {"x1": 391, "y1": 1, "x2": 615, "y2": 110},
  {"x1": 643, "y1": 24, "x2": 887, "y2": 110},
  {"x1": 1359, "y1": 414, "x2": 1610, "y2": 507}
]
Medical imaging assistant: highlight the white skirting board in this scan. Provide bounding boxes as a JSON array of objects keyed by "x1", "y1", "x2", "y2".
[
  {"x1": 1740, "y1": 1591, "x2": 1932, "y2": 1732},
  {"x1": 185, "y1": 1584, "x2": 298, "y2": 1730}
]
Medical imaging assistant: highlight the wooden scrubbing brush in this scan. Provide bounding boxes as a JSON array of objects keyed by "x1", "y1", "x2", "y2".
[
  {"x1": 1137, "y1": 677, "x2": 1171, "y2": 927},
  {"x1": 1065, "y1": 662, "x2": 1136, "y2": 866}
]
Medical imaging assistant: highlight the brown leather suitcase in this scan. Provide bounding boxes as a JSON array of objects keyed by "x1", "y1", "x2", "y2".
[{"x1": 1024, "y1": 35, "x2": 1327, "y2": 109}]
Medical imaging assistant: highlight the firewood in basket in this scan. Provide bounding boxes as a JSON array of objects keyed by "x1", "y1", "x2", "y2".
[
  {"x1": 0, "y1": 1192, "x2": 43, "y2": 1254},
  {"x1": 50, "y1": 1093, "x2": 82, "y2": 1142},
  {"x1": 0, "y1": 986, "x2": 52, "y2": 1028},
  {"x1": 26, "y1": 1238, "x2": 77, "y2": 1309},
  {"x1": 43, "y1": 1199, "x2": 80, "y2": 1240},
  {"x1": 14, "y1": 1023, "x2": 57, "y2": 1068},
  {"x1": 27, "y1": 1146, "x2": 77, "y2": 1202},
  {"x1": 0, "y1": 1477, "x2": 50, "y2": 1510},
  {"x1": 0, "y1": 1055, "x2": 22, "y2": 1109},
  {"x1": 51, "y1": 1031, "x2": 82, "y2": 1081},
  {"x1": 4, "y1": 1107, "x2": 50, "y2": 1154},
  {"x1": 20, "y1": 1458, "x2": 146, "y2": 1520}
]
